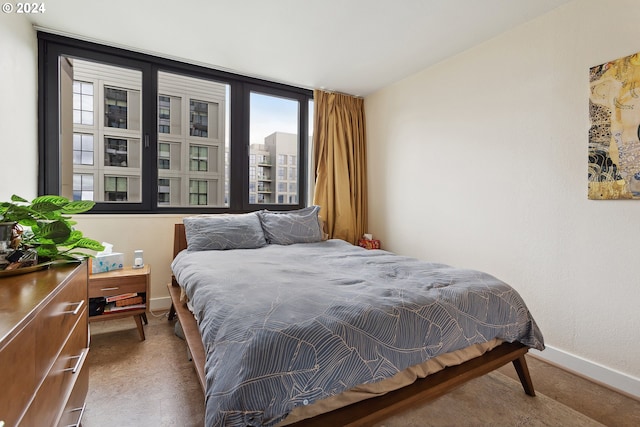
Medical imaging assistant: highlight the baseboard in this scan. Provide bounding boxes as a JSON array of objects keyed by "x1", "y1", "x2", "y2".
[
  {"x1": 530, "y1": 345, "x2": 640, "y2": 401},
  {"x1": 150, "y1": 296, "x2": 172, "y2": 311}
]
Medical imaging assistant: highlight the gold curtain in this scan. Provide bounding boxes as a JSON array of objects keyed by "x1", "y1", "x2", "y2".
[{"x1": 312, "y1": 89, "x2": 367, "y2": 245}]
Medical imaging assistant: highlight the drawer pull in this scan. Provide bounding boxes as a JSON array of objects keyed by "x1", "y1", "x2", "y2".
[
  {"x1": 63, "y1": 299, "x2": 85, "y2": 316},
  {"x1": 100, "y1": 286, "x2": 119, "y2": 291},
  {"x1": 64, "y1": 349, "x2": 87, "y2": 374},
  {"x1": 64, "y1": 403, "x2": 86, "y2": 427}
]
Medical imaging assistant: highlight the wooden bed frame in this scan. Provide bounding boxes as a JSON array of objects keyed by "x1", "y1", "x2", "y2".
[{"x1": 167, "y1": 223, "x2": 536, "y2": 426}]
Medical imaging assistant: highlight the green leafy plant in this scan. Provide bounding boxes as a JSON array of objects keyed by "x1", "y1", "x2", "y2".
[{"x1": 0, "y1": 194, "x2": 104, "y2": 263}]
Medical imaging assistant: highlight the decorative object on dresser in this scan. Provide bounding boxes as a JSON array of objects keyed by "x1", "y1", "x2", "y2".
[
  {"x1": 0, "y1": 262, "x2": 89, "y2": 426},
  {"x1": 0, "y1": 195, "x2": 104, "y2": 273},
  {"x1": 88, "y1": 265, "x2": 151, "y2": 340}
]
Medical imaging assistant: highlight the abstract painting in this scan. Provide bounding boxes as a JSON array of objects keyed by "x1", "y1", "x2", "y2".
[{"x1": 589, "y1": 51, "x2": 640, "y2": 199}]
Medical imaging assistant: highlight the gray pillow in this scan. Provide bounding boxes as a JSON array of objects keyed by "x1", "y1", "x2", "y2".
[
  {"x1": 183, "y1": 213, "x2": 267, "y2": 251},
  {"x1": 258, "y1": 206, "x2": 323, "y2": 245}
]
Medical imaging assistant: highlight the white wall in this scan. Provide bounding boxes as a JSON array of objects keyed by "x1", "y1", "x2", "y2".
[
  {"x1": 0, "y1": 13, "x2": 38, "y2": 201},
  {"x1": 366, "y1": 0, "x2": 640, "y2": 397}
]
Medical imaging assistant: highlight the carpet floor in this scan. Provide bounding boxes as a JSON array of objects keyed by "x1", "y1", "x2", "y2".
[{"x1": 82, "y1": 312, "x2": 640, "y2": 426}]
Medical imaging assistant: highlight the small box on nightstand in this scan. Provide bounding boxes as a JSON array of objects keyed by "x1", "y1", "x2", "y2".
[
  {"x1": 90, "y1": 253, "x2": 124, "y2": 274},
  {"x1": 358, "y1": 239, "x2": 380, "y2": 250}
]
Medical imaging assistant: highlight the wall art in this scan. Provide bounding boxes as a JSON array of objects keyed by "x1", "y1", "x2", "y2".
[{"x1": 589, "y1": 52, "x2": 640, "y2": 199}]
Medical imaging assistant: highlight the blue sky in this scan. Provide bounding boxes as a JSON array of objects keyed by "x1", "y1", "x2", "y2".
[{"x1": 250, "y1": 92, "x2": 299, "y2": 145}]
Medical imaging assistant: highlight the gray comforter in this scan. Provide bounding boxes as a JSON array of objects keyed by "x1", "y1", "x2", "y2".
[{"x1": 171, "y1": 239, "x2": 544, "y2": 427}]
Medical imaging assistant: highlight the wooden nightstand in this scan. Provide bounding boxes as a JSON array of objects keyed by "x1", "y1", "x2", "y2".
[{"x1": 88, "y1": 265, "x2": 150, "y2": 340}]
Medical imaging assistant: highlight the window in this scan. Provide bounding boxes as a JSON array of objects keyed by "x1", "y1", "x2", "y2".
[
  {"x1": 158, "y1": 96, "x2": 171, "y2": 134},
  {"x1": 189, "y1": 180, "x2": 208, "y2": 205},
  {"x1": 190, "y1": 100, "x2": 208, "y2": 137},
  {"x1": 158, "y1": 142, "x2": 170, "y2": 169},
  {"x1": 189, "y1": 145, "x2": 208, "y2": 171},
  {"x1": 105, "y1": 138, "x2": 128, "y2": 167},
  {"x1": 105, "y1": 176, "x2": 128, "y2": 201},
  {"x1": 73, "y1": 173, "x2": 93, "y2": 201},
  {"x1": 104, "y1": 87, "x2": 128, "y2": 129},
  {"x1": 73, "y1": 133, "x2": 94, "y2": 165},
  {"x1": 73, "y1": 81, "x2": 93, "y2": 125},
  {"x1": 158, "y1": 178, "x2": 170, "y2": 205},
  {"x1": 249, "y1": 92, "x2": 300, "y2": 205},
  {"x1": 39, "y1": 32, "x2": 311, "y2": 213}
]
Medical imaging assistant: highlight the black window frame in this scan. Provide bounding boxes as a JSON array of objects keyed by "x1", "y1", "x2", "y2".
[{"x1": 38, "y1": 32, "x2": 312, "y2": 214}]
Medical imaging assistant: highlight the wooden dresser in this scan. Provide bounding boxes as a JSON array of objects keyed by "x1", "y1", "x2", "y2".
[{"x1": 0, "y1": 262, "x2": 89, "y2": 427}]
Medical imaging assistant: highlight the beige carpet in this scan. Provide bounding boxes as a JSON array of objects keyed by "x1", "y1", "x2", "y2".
[{"x1": 84, "y1": 315, "x2": 606, "y2": 427}]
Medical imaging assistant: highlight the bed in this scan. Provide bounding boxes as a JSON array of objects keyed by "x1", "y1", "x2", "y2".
[{"x1": 168, "y1": 207, "x2": 544, "y2": 426}]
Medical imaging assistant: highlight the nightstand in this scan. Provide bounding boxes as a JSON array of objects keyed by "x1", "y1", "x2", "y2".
[{"x1": 88, "y1": 265, "x2": 150, "y2": 340}]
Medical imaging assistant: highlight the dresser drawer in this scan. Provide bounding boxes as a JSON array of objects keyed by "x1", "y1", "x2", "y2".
[
  {"x1": 56, "y1": 355, "x2": 89, "y2": 427},
  {"x1": 24, "y1": 309, "x2": 89, "y2": 427},
  {"x1": 0, "y1": 322, "x2": 36, "y2": 426},
  {"x1": 36, "y1": 264, "x2": 88, "y2": 380}
]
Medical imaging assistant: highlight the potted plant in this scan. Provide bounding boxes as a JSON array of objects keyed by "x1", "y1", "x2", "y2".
[{"x1": 0, "y1": 194, "x2": 104, "y2": 271}]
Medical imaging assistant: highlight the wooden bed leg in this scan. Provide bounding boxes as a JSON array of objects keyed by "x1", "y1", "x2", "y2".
[
  {"x1": 512, "y1": 355, "x2": 536, "y2": 396},
  {"x1": 168, "y1": 303, "x2": 176, "y2": 321}
]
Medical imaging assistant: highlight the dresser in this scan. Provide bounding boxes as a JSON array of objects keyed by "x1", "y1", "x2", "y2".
[{"x1": 0, "y1": 262, "x2": 89, "y2": 427}]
